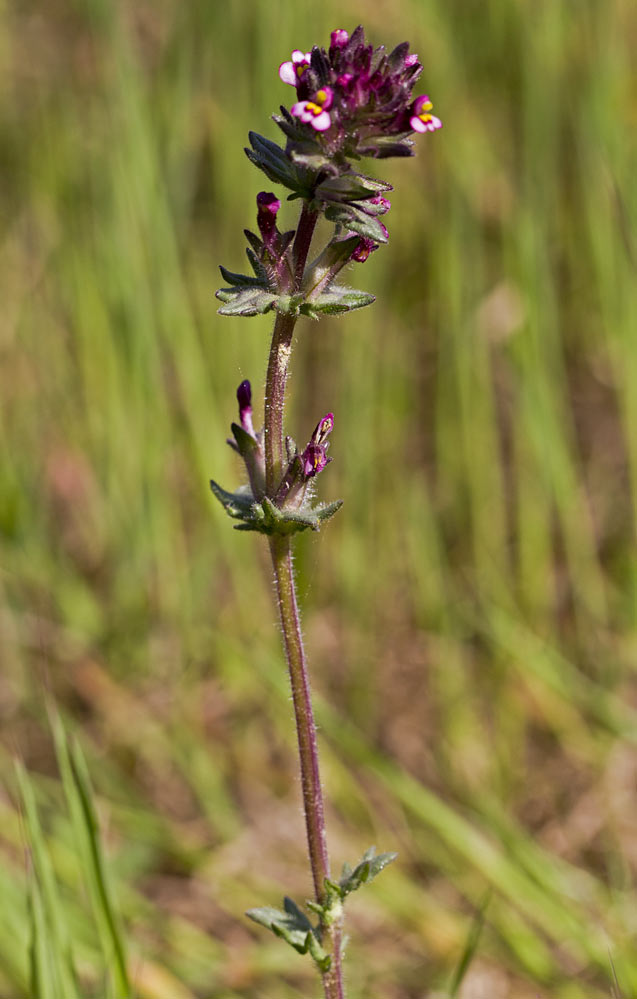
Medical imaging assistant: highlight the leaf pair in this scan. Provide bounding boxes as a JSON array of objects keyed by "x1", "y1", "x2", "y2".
[{"x1": 246, "y1": 847, "x2": 397, "y2": 971}]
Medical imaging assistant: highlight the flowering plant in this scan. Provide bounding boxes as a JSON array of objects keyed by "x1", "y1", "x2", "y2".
[{"x1": 211, "y1": 25, "x2": 441, "y2": 999}]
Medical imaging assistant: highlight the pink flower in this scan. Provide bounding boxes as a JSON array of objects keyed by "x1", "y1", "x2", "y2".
[
  {"x1": 279, "y1": 49, "x2": 312, "y2": 87},
  {"x1": 409, "y1": 95, "x2": 442, "y2": 133},
  {"x1": 291, "y1": 87, "x2": 334, "y2": 132}
]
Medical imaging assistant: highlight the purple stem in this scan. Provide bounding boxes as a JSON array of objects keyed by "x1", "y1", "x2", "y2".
[
  {"x1": 263, "y1": 204, "x2": 345, "y2": 999},
  {"x1": 264, "y1": 202, "x2": 318, "y2": 494}
]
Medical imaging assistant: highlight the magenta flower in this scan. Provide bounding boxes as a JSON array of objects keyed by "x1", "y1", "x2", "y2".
[
  {"x1": 351, "y1": 238, "x2": 378, "y2": 263},
  {"x1": 301, "y1": 443, "x2": 330, "y2": 477},
  {"x1": 279, "y1": 49, "x2": 312, "y2": 86},
  {"x1": 301, "y1": 413, "x2": 334, "y2": 478},
  {"x1": 256, "y1": 191, "x2": 281, "y2": 249},
  {"x1": 330, "y1": 28, "x2": 349, "y2": 49},
  {"x1": 237, "y1": 379, "x2": 256, "y2": 438},
  {"x1": 291, "y1": 87, "x2": 334, "y2": 132},
  {"x1": 409, "y1": 94, "x2": 442, "y2": 133}
]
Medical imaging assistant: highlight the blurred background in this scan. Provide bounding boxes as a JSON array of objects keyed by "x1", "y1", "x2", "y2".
[{"x1": 1, "y1": 0, "x2": 636, "y2": 996}]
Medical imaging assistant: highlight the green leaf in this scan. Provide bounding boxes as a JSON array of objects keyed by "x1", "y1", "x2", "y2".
[
  {"x1": 301, "y1": 288, "x2": 375, "y2": 317},
  {"x1": 243, "y1": 228, "x2": 262, "y2": 254},
  {"x1": 216, "y1": 286, "x2": 278, "y2": 316},
  {"x1": 307, "y1": 932, "x2": 331, "y2": 974},
  {"x1": 289, "y1": 146, "x2": 336, "y2": 173},
  {"x1": 209, "y1": 480, "x2": 258, "y2": 519},
  {"x1": 53, "y1": 716, "x2": 131, "y2": 998},
  {"x1": 246, "y1": 902, "x2": 312, "y2": 954},
  {"x1": 314, "y1": 499, "x2": 344, "y2": 524},
  {"x1": 338, "y1": 847, "x2": 398, "y2": 898},
  {"x1": 324, "y1": 204, "x2": 389, "y2": 242},
  {"x1": 316, "y1": 173, "x2": 392, "y2": 203},
  {"x1": 246, "y1": 899, "x2": 330, "y2": 971},
  {"x1": 245, "y1": 247, "x2": 270, "y2": 283},
  {"x1": 245, "y1": 132, "x2": 308, "y2": 194},
  {"x1": 218, "y1": 264, "x2": 264, "y2": 288},
  {"x1": 358, "y1": 134, "x2": 415, "y2": 159},
  {"x1": 230, "y1": 422, "x2": 260, "y2": 458}
]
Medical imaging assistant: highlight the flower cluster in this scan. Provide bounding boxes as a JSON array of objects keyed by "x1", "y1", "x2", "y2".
[
  {"x1": 211, "y1": 381, "x2": 341, "y2": 536},
  {"x1": 217, "y1": 189, "x2": 383, "y2": 319},
  {"x1": 278, "y1": 25, "x2": 441, "y2": 157}
]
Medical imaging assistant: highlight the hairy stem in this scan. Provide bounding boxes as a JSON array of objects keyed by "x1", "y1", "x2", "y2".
[
  {"x1": 268, "y1": 535, "x2": 344, "y2": 999},
  {"x1": 264, "y1": 203, "x2": 318, "y2": 496},
  {"x1": 264, "y1": 202, "x2": 345, "y2": 998}
]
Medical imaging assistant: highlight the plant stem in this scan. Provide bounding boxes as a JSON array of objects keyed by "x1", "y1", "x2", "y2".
[
  {"x1": 264, "y1": 203, "x2": 318, "y2": 495},
  {"x1": 264, "y1": 203, "x2": 345, "y2": 998},
  {"x1": 269, "y1": 536, "x2": 344, "y2": 999}
]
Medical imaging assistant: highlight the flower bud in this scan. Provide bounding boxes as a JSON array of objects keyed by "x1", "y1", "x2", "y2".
[
  {"x1": 330, "y1": 28, "x2": 349, "y2": 50},
  {"x1": 256, "y1": 192, "x2": 282, "y2": 249},
  {"x1": 237, "y1": 379, "x2": 256, "y2": 437}
]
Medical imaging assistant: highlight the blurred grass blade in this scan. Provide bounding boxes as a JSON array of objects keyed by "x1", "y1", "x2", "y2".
[
  {"x1": 53, "y1": 715, "x2": 131, "y2": 998},
  {"x1": 16, "y1": 760, "x2": 79, "y2": 999},
  {"x1": 28, "y1": 870, "x2": 57, "y2": 999},
  {"x1": 448, "y1": 892, "x2": 490, "y2": 998}
]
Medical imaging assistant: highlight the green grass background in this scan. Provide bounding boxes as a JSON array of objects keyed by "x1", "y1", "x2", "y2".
[{"x1": 1, "y1": 0, "x2": 636, "y2": 996}]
